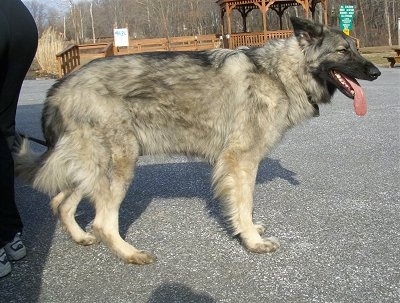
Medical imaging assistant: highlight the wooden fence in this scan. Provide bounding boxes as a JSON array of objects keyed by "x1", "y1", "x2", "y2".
[
  {"x1": 228, "y1": 30, "x2": 293, "y2": 48},
  {"x1": 114, "y1": 34, "x2": 222, "y2": 55},
  {"x1": 56, "y1": 44, "x2": 80, "y2": 78},
  {"x1": 56, "y1": 42, "x2": 113, "y2": 78},
  {"x1": 56, "y1": 35, "x2": 222, "y2": 77},
  {"x1": 55, "y1": 31, "x2": 360, "y2": 78},
  {"x1": 79, "y1": 42, "x2": 114, "y2": 60}
]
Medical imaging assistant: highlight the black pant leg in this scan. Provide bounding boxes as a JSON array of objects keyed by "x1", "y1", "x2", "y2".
[
  {"x1": 0, "y1": 133, "x2": 21, "y2": 247},
  {"x1": 0, "y1": 0, "x2": 38, "y2": 246}
]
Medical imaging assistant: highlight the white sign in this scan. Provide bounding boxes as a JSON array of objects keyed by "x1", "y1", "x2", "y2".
[{"x1": 114, "y1": 28, "x2": 129, "y2": 47}]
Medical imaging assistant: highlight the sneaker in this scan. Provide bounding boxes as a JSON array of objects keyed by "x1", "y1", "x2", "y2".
[
  {"x1": 4, "y1": 233, "x2": 26, "y2": 261},
  {"x1": 0, "y1": 248, "x2": 11, "y2": 278}
]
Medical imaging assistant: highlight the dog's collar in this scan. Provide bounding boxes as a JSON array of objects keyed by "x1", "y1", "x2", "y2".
[
  {"x1": 307, "y1": 95, "x2": 320, "y2": 117},
  {"x1": 312, "y1": 103, "x2": 320, "y2": 117}
]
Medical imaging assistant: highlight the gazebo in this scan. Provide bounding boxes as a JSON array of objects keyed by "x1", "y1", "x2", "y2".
[{"x1": 217, "y1": 0, "x2": 328, "y2": 48}]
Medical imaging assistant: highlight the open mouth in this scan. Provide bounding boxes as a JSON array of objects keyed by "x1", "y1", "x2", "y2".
[
  {"x1": 329, "y1": 70, "x2": 367, "y2": 116},
  {"x1": 330, "y1": 70, "x2": 357, "y2": 99}
]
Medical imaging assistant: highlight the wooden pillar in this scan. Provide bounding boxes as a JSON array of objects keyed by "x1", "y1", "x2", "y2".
[
  {"x1": 220, "y1": 10, "x2": 225, "y2": 35},
  {"x1": 225, "y1": 3, "x2": 233, "y2": 48},
  {"x1": 322, "y1": 0, "x2": 328, "y2": 25},
  {"x1": 262, "y1": 0, "x2": 267, "y2": 34},
  {"x1": 301, "y1": 0, "x2": 310, "y2": 19},
  {"x1": 226, "y1": 3, "x2": 232, "y2": 35}
]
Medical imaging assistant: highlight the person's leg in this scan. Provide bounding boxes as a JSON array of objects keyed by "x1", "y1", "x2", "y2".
[
  {"x1": 0, "y1": 134, "x2": 20, "y2": 248},
  {"x1": 0, "y1": 0, "x2": 38, "y2": 248},
  {"x1": 0, "y1": 0, "x2": 38, "y2": 148}
]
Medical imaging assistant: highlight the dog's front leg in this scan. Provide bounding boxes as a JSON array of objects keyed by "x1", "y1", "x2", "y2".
[{"x1": 213, "y1": 151, "x2": 280, "y2": 253}]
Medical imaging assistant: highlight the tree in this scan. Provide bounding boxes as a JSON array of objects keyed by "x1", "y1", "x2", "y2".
[
  {"x1": 24, "y1": 0, "x2": 400, "y2": 47},
  {"x1": 24, "y1": 0, "x2": 51, "y2": 36},
  {"x1": 384, "y1": 0, "x2": 392, "y2": 46}
]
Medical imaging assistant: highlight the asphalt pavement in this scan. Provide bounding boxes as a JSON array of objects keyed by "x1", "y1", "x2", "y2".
[{"x1": 0, "y1": 69, "x2": 399, "y2": 303}]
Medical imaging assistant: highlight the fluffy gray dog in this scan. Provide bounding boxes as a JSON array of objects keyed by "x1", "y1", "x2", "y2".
[{"x1": 15, "y1": 17, "x2": 380, "y2": 264}]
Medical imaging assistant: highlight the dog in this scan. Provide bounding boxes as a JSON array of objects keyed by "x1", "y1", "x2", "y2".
[{"x1": 14, "y1": 17, "x2": 381, "y2": 264}]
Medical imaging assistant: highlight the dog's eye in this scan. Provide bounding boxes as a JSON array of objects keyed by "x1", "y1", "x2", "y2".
[{"x1": 337, "y1": 48, "x2": 347, "y2": 54}]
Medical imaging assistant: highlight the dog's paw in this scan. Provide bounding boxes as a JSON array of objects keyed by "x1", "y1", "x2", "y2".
[
  {"x1": 124, "y1": 250, "x2": 157, "y2": 265},
  {"x1": 75, "y1": 232, "x2": 99, "y2": 246},
  {"x1": 254, "y1": 223, "x2": 267, "y2": 235},
  {"x1": 243, "y1": 236, "x2": 280, "y2": 254}
]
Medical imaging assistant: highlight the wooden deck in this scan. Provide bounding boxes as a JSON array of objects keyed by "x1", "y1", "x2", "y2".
[
  {"x1": 55, "y1": 31, "x2": 299, "y2": 77},
  {"x1": 55, "y1": 31, "x2": 367, "y2": 78},
  {"x1": 383, "y1": 48, "x2": 400, "y2": 68},
  {"x1": 56, "y1": 43, "x2": 113, "y2": 78},
  {"x1": 383, "y1": 56, "x2": 400, "y2": 68},
  {"x1": 56, "y1": 44, "x2": 80, "y2": 78},
  {"x1": 114, "y1": 34, "x2": 223, "y2": 55}
]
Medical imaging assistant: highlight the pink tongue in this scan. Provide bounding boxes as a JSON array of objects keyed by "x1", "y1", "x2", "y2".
[{"x1": 343, "y1": 75, "x2": 367, "y2": 116}]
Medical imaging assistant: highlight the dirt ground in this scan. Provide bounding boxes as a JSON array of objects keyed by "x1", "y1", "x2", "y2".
[{"x1": 26, "y1": 59, "x2": 57, "y2": 80}]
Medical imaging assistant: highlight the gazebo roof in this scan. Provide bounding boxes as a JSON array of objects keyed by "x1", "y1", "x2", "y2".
[
  {"x1": 217, "y1": 0, "x2": 327, "y2": 21},
  {"x1": 216, "y1": 0, "x2": 323, "y2": 8},
  {"x1": 216, "y1": 0, "x2": 328, "y2": 48}
]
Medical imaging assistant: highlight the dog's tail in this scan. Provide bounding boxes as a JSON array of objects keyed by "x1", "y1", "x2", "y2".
[{"x1": 14, "y1": 135, "x2": 71, "y2": 196}]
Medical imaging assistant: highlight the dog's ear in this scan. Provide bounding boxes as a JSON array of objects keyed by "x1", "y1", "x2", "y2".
[{"x1": 290, "y1": 17, "x2": 323, "y2": 47}]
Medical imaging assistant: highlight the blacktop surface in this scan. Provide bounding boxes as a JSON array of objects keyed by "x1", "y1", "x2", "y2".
[{"x1": 0, "y1": 68, "x2": 399, "y2": 303}]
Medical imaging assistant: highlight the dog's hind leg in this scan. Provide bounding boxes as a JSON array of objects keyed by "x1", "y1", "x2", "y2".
[
  {"x1": 91, "y1": 175, "x2": 156, "y2": 265},
  {"x1": 213, "y1": 150, "x2": 280, "y2": 254},
  {"x1": 51, "y1": 190, "x2": 98, "y2": 246},
  {"x1": 50, "y1": 191, "x2": 68, "y2": 213},
  {"x1": 89, "y1": 139, "x2": 156, "y2": 265}
]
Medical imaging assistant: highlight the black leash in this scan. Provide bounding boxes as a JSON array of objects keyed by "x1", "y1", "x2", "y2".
[{"x1": 18, "y1": 133, "x2": 48, "y2": 147}]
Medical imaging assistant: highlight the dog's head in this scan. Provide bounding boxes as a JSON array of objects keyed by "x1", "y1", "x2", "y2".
[{"x1": 290, "y1": 17, "x2": 381, "y2": 116}]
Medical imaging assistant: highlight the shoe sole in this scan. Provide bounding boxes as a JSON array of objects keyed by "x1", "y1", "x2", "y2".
[
  {"x1": 4, "y1": 237, "x2": 27, "y2": 261},
  {"x1": 0, "y1": 262, "x2": 11, "y2": 278},
  {"x1": 5, "y1": 246, "x2": 26, "y2": 261}
]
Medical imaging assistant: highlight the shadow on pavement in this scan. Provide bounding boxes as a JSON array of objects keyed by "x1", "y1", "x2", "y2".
[
  {"x1": 118, "y1": 158, "x2": 300, "y2": 237},
  {"x1": 1, "y1": 158, "x2": 299, "y2": 303},
  {"x1": 148, "y1": 282, "x2": 216, "y2": 303},
  {"x1": 1, "y1": 104, "x2": 299, "y2": 302}
]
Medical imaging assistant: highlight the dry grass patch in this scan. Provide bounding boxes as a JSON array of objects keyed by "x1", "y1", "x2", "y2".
[{"x1": 36, "y1": 27, "x2": 67, "y2": 76}]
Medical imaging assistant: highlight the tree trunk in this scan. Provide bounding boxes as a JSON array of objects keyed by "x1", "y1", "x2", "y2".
[
  {"x1": 384, "y1": 0, "x2": 392, "y2": 46},
  {"x1": 357, "y1": 0, "x2": 367, "y2": 43},
  {"x1": 90, "y1": 2, "x2": 96, "y2": 43}
]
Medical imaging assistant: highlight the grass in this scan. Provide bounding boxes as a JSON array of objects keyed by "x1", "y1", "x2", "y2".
[
  {"x1": 360, "y1": 45, "x2": 400, "y2": 67},
  {"x1": 35, "y1": 27, "x2": 67, "y2": 76}
]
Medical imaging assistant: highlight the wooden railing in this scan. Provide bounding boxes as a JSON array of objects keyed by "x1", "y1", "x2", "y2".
[
  {"x1": 56, "y1": 44, "x2": 80, "y2": 78},
  {"x1": 115, "y1": 38, "x2": 168, "y2": 55},
  {"x1": 114, "y1": 34, "x2": 223, "y2": 55},
  {"x1": 56, "y1": 36, "x2": 223, "y2": 77},
  {"x1": 228, "y1": 30, "x2": 293, "y2": 48},
  {"x1": 55, "y1": 31, "x2": 309, "y2": 77},
  {"x1": 169, "y1": 34, "x2": 223, "y2": 51},
  {"x1": 55, "y1": 43, "x2": 113, "y2": 78},
  {"x1": 78, "y1": 42, "x2": 114, "y2": 60},
  {"x1": 229, "y1": 30, "x2": 360, "y2": 49}
]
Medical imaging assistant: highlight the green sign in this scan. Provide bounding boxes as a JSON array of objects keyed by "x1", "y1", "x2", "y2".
[{"x1": 339, "y1": 5, "x2": 355, "y2": 30}]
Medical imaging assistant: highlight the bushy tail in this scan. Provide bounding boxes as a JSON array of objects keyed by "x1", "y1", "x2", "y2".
[{"x1": 14, "y1": 136, "x2": 71, "y2": 196}]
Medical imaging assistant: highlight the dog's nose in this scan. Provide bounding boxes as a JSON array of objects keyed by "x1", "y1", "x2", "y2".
[{"x1": 368, "y1": 66, "x2": 381, "y2": 79}]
